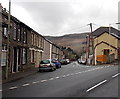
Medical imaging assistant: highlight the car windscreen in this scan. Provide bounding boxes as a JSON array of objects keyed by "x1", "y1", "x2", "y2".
[
  {"x1": 40, "y1": 60, "x2": 50, "y2": 64},
  {"x1": 52, "y1": 59, "x2": 57, "y2": 63}
]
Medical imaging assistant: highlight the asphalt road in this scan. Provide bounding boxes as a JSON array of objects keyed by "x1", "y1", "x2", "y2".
[{"x1": 2, "y1": 62, "x2": 119, "y2": 98}]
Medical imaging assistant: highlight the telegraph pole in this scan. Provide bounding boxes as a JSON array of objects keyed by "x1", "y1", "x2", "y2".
[
  {"x1": 89, "y1": 23, "x2": 95, "y2": 65},
  {"x1": 6, "y1": 0, "x2": 11, "y2": 79},
  {"x1": 108, "y1": 24, "x2": 111, "y2": 64},
  {"x1": 86, "y1": 34, "x2": 89, "y2": 65}
]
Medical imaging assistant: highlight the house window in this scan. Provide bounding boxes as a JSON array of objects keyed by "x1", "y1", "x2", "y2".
[
  {"x1": 1, "y1": 44, "x2": 7, "y2": 66},
  {"x1": 31, "y1": 50, "x2": 34, "y2": 62},
  {"x1": 32, "y1": 33, "x2": 33, "y2": 45},
  {"x1": 39, "y1": 37, "x2": 41, "y2": 48},
  {"x1": 22, "y1": 48, "x2": 27, "y2": 64},
  {"x1": 33, "y1": 34, "x2": 35, "y2": 46},
  {"x1": 35, "y1": 35, "x2": 37, "y2": 46},
  {"x1": 36, "y1": 35, "x2": 38, "y2": 46},
  {"x1": 104, "y1": 49, "x2": 110, "y2": 55},
  {"x1": 17, "y1": 28, "x2": 21, "y2": 41},
  {"x1": 39, "y1": 37, "x2": 40, "y2": 48},
  {"x1": 2, "y1": 27, "x2": 8, "y2": 37},
  {"x1": 41, "y1": 38, "x2": 43, "y2": 48},
  {"x1": 2, "y1": 44, "x2": 7, "y2": 51},
  {"x1": 34, "y1": 34, "x2": 36, "y2": 46},
  {"x1": 13, "y1": 24, "x2": 17, "y2": 40},
  {"x1": 38, "y1": 37, "x2": 39, "y2": 47},
  {"x1": 23, "y1": 29, "x2": 27, "y2": 43}
]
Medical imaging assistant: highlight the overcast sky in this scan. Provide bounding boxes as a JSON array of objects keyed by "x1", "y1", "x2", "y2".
[{"x1": 1, "y1": 0, "x2": 120, "y2": 36}]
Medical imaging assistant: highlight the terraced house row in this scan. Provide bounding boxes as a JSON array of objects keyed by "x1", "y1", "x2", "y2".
[{"x1": 1, "y1": 5, "x2": 64, "y2": 79}]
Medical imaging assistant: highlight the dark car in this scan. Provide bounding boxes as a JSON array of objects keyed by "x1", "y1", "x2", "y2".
[
  {"x1": 77, "y1": 59, "x2": 81, "y2": 64},
  {"x1": 60, "y1": 59, "x2": 68, "y2": 65},
  {"x1": 52, "y1": 59, "x2": 61, "y2": 68},
  {"x1": 39, "y1": 59, "x2": 56, "y2": 72},
  {"x1": 66, "y1": 59, "x2": 70, "y2": 64}
]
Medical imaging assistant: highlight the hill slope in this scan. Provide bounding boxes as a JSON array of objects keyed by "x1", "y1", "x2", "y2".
[{"x1": 45, "y1": 33, "x2": 89, "y2": 55}]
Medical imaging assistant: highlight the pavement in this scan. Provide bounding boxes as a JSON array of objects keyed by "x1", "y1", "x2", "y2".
[{"x1": 2, "y1": 67, "x2": 39, "y2": 84}]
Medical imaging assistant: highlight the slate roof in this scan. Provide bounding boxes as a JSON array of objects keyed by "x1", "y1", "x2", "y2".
[{"x1": 93, "y1": 27, "x2": 120, "y2": 39}]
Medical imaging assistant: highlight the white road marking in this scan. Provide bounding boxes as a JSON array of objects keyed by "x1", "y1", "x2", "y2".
[
  {"x1": 0, "y1": 90, "x2": 2, "y2": 92},
  {"x1": 75, "y1": 72, "x2": 80, "y2": 74},
  {"x1": 62, "y1": 75, "x2": 66, "y2": 77},
  {"x1": 86, "y1": 69, "x2": 92, "y2": 72},
  {"x1": 7, "y1": 65, "x2": 108, "y2": 91},
  {"x1": 70, "y1": 73, "x2": 74, "y2": 75},
  {"x1": 32, "y1": 81, "x2": 40, "y2": 84},
  {"x1": 49, "y1": 78, "x2": 54, "y2": 80},
  {"x1": 55, "y1": 77, "x2": 60, "y2": 79},
  {"x1": 66, "y1": 74, "x2": 70, "y2": 76},
  {"x1": 86, "y1": 80, "x2": 107, "y2": 92},
  {"x1": 41, "y1": 80, "x2": 47, "y2": 82},
  {"x1": 78, "y1": 72, "x2": 82, "y2": 74},
  {"x1": 112, "y1": 73, "x2": 120, "y2": 78},
  {"x1": 22, "y1": 83, "x2": 30, "y2": 87},
  {"x1": 9, "y1": 86, "x2": 18, "y2": 90},
  {"x1": 86, "y1": 66, "x2": 90, "y2": 67}
]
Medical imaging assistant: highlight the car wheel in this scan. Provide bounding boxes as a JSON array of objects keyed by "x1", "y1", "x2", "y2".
[
  {"x1": 39, "y1": 69, "x2": 42, "y2": 72},
  {"x1": 51, "y1": 67, "x2": 55, "y2": 71},
  {"x1": 54, "y1": 67, "x2": 56, "y2": 70}
]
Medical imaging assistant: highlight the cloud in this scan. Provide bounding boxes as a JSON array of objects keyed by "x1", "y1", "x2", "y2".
[
  {"x1": 14, "y1": 2, "x2": 75, "y2": 35},
  {"x1": 1, "y1": 0, "x2": 119, "y2": 36}
]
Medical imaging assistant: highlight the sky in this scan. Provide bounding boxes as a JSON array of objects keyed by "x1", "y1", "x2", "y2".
[{"x1": 1, "y1": 0, "x2": 120, "y2": 36}]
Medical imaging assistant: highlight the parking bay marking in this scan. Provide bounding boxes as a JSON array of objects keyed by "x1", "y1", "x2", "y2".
[
  {"x1": 55, "y1": 77, "x2": 60, "y2": 79},
  {"x1": 41, "y1": 80, "x2": 47, "y2": 83},
  {"x1": 22, "y1": 83, "x2": 30, "y2": 87},
  {"x1": 49, "y1": 78, "x2": 54, "y2": 80},
  {"x1": 7, "y1": 66, "x2": 107, "y2": 91},
  {"x1": 9, "y1": 86, "x2": 18, "y2": 90},
  {"x1": 32, "y1": 81, "x2": 40, "y2": 84},
  {"x1": 62, "y1": 75, "x2": 67, "y2": 78}
]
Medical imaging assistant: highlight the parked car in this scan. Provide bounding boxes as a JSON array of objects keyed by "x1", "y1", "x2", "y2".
[
  {"x1": 66, "y1": 59, "x2": 70, "y2": 64},
  {"x1": 52, "y1": 59, "x2": 61, "y2": 68},
  {"x1": 81, "y1": 60, "x2": 86, "y2": 64},
  {"x1": 77, "y1": 59, "x2": 81, "y2": 64},
  {"x1": 60, "y1": 59, "x2": 68, "y2": 65},
  {"x1": 39, "y1": 59, "x2": 56, "y2": 72},
  {"x1": 81, "y1": 56, "x2": 86, "y2": 64}
]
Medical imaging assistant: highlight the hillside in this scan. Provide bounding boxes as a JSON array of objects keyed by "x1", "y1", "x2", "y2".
[{"x1": 45, "y1": 33, "x2": 89, "y2": 55}]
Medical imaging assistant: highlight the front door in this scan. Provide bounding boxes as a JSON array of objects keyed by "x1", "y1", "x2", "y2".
[
  {"x1": 104, "y1": 49, "x2": 110, "y2": 56},
  {"x1": 13, "y1": 47, "x2": 20, "y2": 73},
  {"x1": 103, "y1": 49, "x2": 110, "y2": 63}
]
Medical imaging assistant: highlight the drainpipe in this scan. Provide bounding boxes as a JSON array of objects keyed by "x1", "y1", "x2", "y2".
[
  {"x1": 6, "y1": 0, "x2": 11, "y2": 80},
  {"x1": 109, "y1": 24, "x2": 111, "y2": 64},
  {"x1": 50, "y1": 44, "x2": 52, "y2": 60}
]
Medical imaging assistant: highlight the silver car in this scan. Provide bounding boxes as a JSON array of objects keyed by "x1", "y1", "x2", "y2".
[{"x1": 39, "y1": 59, "x2": 56, "y2": 72}]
